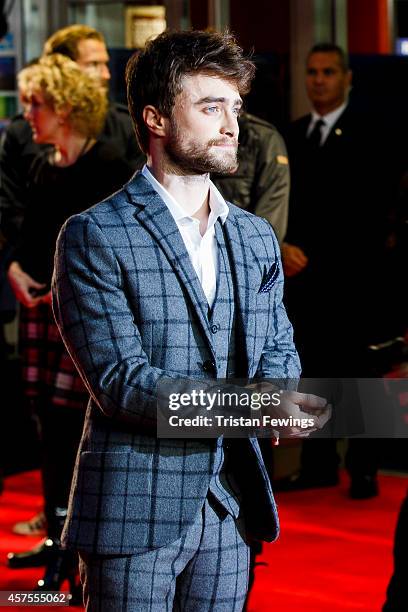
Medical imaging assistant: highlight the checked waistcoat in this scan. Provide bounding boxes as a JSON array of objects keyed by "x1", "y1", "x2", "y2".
[{"x1": 207, "y1": 221, "x2": 244, "y2": 518}]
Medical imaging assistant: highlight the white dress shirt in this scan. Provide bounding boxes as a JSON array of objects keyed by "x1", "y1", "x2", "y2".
[
  {"x1": 142, "y1": 165, "x2": 229, "y2": 308},
  {"x1": 307, "y1": 101, "x2": 347, "y2": 145}
]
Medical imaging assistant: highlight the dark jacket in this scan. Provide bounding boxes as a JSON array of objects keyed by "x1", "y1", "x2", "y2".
[
  {"x1": 213, "y1": 113, "x2": 289, "y2": 243},
  {"x1": 284, "y1": 104, "x2": 401, "y2": 371},
  {"x1": 0, "y1": 104, "x2": 145, "y2": 246}
]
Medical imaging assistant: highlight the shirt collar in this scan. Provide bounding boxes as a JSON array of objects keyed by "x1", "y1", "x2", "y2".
[
  {"x1": 311, "y1": 101, "x2": 347, "y2": 130},
  {"x1": 142, "y1": 164, "x2": 229, "y2": 226}
]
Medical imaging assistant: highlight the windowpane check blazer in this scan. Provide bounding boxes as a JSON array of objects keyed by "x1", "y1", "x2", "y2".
[{"x1": 52, "y1": 172, "x2": 301, "y2": 555}]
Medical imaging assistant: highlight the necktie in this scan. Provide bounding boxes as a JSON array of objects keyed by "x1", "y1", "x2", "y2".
[{"x1": 308, "y1": 118, "x2": 325, "y2": 148}]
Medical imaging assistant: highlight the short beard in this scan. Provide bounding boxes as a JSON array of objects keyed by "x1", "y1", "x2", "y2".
[{"x1": 164, "y1": 118, "x2": 238, "y2": 175}]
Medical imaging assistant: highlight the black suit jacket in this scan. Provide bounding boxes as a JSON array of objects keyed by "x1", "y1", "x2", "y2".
[
  {"x1": 284, "y1": 105, "x2": 400, "y2": 374},
  {"x1": 0, "y1": 104, "x2": 145, "y2": 247},
  {"x1": 287, "y1": 106, "x2": 390, "y2": 257}
]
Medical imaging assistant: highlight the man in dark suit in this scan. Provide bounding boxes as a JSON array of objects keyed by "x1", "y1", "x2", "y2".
[
  {"x1": 279, "y1": 43, "x2": 400, "y2": 498},
  {"x1": 52, "y1": 30, "x2": 329, "y2": 610}
]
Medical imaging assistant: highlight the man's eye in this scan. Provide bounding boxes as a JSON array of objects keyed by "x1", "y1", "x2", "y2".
[
  {"x1": 233, "y1": 107, "x2": 242, "y2": 116},
  {"x1": 206, "y1": 106, "x2": 219, "y2": 113}
]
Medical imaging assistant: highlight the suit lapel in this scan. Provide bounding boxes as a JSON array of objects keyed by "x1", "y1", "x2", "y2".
[
  {"x1": 298, "y1": 108, "x2": 348, "y2": 148},
  {"x1": 322, "y1": 106, "x2": 348, "y2": 149},
  {"x1": 303, "y1": 114, "x2": 312, "y2": 138},
  {"x1": 125, "y1": 173, "x2": 216, "y2": 355}
]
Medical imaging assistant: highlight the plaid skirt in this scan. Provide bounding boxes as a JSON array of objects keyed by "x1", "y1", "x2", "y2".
[{"x1": 19, "y1": 303, "x2": 88, "y2": 409}]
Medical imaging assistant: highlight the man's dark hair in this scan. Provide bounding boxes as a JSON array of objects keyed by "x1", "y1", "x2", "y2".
[
  {"x1": 125, "y1": 29, "x2": 255, "y2": 153},
  {"x1": 308, "y1": 43, "x2": 349, "y2": 72}
]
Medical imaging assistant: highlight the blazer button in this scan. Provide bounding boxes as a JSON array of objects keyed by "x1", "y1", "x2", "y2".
[
  {"x1": 211, "y1": 324, "x2": 220, "y2": 334},
  {"x1": 202, "y1": 359, "x2": 216, "y2": 373}
]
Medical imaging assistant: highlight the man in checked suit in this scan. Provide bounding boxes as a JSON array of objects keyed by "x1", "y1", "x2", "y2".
[{"x1": 52, "y1": 30, "x2": 329, "y2": 611}]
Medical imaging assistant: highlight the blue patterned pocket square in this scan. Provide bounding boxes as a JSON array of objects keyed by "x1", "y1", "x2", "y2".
[{"x1": 258, "y1": 261, "x2": 279, "y2": 293}]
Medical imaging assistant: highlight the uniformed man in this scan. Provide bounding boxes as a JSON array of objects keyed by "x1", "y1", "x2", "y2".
[
  {"x1": 213, "y1": 111, "x2": 289, "y2": 244},
  {"x1": 213, "y1": 111, "x2": 290, "y2": 606}
]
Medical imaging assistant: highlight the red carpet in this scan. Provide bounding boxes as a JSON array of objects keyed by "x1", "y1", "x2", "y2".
[
  {"x1": 0, "y1": 471, "x2": 82, "y2": 612},
  {"x1": 1, "y1": 470, "x2": 407, "y2": 611}
]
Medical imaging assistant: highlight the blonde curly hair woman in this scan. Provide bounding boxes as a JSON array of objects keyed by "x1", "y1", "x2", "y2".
[
  {"x1": 18, "y1": 53, "x2": 107, "y2": 166},
  {"x1": 6, "y1": 53, "x2": 133, "y2": 600}
]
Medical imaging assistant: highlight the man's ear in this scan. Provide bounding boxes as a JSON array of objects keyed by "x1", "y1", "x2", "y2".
[{"x1": 143, "y1": 105, "x2": 167, "y2": 138}]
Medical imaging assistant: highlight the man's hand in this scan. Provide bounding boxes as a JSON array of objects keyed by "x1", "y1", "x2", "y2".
[
  {"x1": 248, "y1": 382, "x2": 331, "y2": 437},
  {"x1": 7, "y1": 261, "x2": 47, "y2": 308},
  {"x1": 281, "y1": 242, "x2": 308, "y2": 277},
  {"x1": 276, "y1": 389, "x2": 331, "y2": 437}
]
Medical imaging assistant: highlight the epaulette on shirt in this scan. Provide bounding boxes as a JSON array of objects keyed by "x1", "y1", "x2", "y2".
[{"x1": 239, "y1": 114, "x2": 288, "y2": 164}]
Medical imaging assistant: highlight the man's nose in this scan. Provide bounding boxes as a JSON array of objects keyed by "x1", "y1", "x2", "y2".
[
  {"x1": 220, "y1": 109, "x2": 238, "y2": 138},
  {"x1": 100, "y1": 64, "x2": 111, "y2": 81}
]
